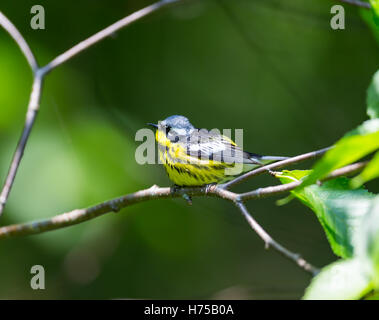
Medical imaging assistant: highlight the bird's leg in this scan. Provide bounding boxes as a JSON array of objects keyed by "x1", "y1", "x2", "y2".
[
  {"x1": 171, "y1": 184, "x2": 181, "y2": 193},
  {"x1": 171, "y1": 184, "x2": 192, "y2": 205},
  {"x1": 257, "y1": 163, "x2": 280, "y2": 177},
  {"x1": 182, "y1": 193, "x2": 193, "y2": 205}
]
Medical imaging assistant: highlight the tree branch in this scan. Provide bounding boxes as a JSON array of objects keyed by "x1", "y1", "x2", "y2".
[
  {"x1": 0, "y1": 155, "x2": 367, "y2": 275},
  {"x1": 0, "y1": 12, "x2": 42, "y2": 216},
  {"x1": 40, "y1": 0, "x2": 182, "y2": 75},
  {"x1": 238, "y1": 161, "x2": 368, "y2": 201},
  {"x1": 222, "y1": 147, "x2": 332, "y2": 189},
  {"x1": 0, "y1": 75, "x2": 43, "y2": 216},
  {"x1": 0, "y1": 0, "x2": 182, "y2": 216},
  {"x1": 0, "y1": 11, "x2": 38, "y2": 72},
  {"x1": 235, "y1": 201, "x2": 319, "y2": 276},
  {"x1": 336, "y1": 0, "x2": 371, "y2": 9}
]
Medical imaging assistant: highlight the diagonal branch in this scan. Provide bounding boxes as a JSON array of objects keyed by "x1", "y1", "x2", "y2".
[
  {"x1": 336, "y1": 0, "x2": 371, "y2": 9},
  {"x1": 0, "y1": 11, "x2": 38, "y2": 72},
  {"x1": 238, "y1": 161, "x2": 368, "y2": 201},
  {"x1": 0, "y1": 185, "x2": 223, "y2": 239},
  {"x1": 0, "y1": 12, "x2": 42, "y2": 216},
  {"x1": 40, "y1": 0, "x2": 181, "y2": 75},
  {"x1": 222, "y1": 146, "x2": 332, "y2": 189},
  {"x1": 0, "y1": 0, "x2": 182, "y2": 216},
  {"x1": 0, "y1": 75, "x2": 44, "y2": 216},
  {"x1": 235, "y1": 201, "x2": 319, "y2": 275}
]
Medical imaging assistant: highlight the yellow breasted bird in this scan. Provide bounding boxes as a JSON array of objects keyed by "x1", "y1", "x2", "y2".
[{"x1": 148, "y1": 115, "x2": 287, "y2": 187}]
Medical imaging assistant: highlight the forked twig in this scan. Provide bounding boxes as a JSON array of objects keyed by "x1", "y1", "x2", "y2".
[{"x1": 0, "y1": 0, "x2": 181, "y2": 216}]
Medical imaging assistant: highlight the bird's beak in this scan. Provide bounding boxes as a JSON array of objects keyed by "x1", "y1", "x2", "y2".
[{"x1": 147, "y1": 123, "x2": 158, "y2": 128}]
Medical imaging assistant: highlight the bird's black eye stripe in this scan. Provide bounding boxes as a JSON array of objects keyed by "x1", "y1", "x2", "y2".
[{"x1": 165, "y1": 125, "x2": 171, "y2": 135}]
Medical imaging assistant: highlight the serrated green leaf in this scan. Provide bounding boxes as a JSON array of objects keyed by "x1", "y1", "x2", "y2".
[
  {"x1": 303, "y1": 258, "x2": 372, "y2": 300},
  {"x1": 351, "y1": 151, "x2": 379, "y2": 188},
  {"x1": 299, "y1": 120, "x2": 379, "y2": 189},
  {"x1": 358, "y1": 196, "x2": 379, "y2": 288},
  {"x1": 277, "y1": 169, "x2": 310, "y2": 182},
  {"x1": 278, "y1": 170, "x2": 375, "y2": 258},
  {"x1": 303, "y1": 196, "x2": 379, "y2": 300},
  {"x1": 370, "y1": 1, "x2": 379, "y2": 27},
  {"x1": 367, "y1": 70, "x2": 379, "y2": 119}
]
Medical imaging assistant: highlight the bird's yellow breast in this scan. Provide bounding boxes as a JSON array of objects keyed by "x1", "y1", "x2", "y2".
[
  {"x1": 155, "y1": 130, "x2": 230, "y2": 186},
  {"x1": 155, "y1": 128, "x2": 255, "y2": 186}
]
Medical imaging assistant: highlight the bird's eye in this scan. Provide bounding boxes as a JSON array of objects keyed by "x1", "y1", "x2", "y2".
[{"x1": 165, "y1": 125, "x2": 171, "y2": 135}]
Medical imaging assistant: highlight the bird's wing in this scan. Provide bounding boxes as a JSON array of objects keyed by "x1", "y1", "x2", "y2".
[{"x1": 184, "y1": 130, "x2": 261, "y2": 164}]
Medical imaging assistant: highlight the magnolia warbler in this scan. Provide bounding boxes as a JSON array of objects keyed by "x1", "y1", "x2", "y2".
[{"x1": 148, "y1": 115, "x2": 288, "y2": 187}]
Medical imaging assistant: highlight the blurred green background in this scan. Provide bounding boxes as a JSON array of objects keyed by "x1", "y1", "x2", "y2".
[{"x1": 0, "y1": 0, "x2": 378, "y2": 299}]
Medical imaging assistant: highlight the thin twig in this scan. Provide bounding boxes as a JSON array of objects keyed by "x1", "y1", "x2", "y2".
[
  {"x1": 222, "y1": 147, "x2": 332, "y2": 189},
  {"x1": 0, "y1": 185, "x2": 224, "y2": 239},
  {"x1": 0, "y1": 13, "x2": 42, "y2": 216},
  {"x1": 336, "y1": 0, "x2": 371, "y2": 9},
  {"x1": 321, "y1": 161, "x2": 368, "y2": 182},
  {"x1": 0, "y1": 11, "x2": 38, "y2": 72},
  {"x1": 234, "y1": 201, "x2": 320, "y2": 275},
  {"x1": 40, "y1": 0, "x2": 181, "y2": 75},
  {"x1": 0, "y1": 75, "x2": 44, "y2": 216}
]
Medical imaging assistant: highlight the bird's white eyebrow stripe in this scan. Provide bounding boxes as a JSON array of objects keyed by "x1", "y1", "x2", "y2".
[{"x1": 172, "y1": 128, "x2": 187, "y2": 135}]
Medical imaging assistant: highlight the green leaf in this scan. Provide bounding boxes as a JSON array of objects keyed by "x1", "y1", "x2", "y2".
[
  {"x1": 358, "y1": 196, "x2": 379, "y2": 288},
  {"x1": 370, "y1": 1, "x2": 379, "y2": 24},
  {"x1": 303, "y1": 258, "x2": 372, "y2": 300},
  {"x1": 278, "y1": 170, "x2": 375, "y2": 258},
  {"x1": 345, "y1": 118, "x2": 379, "y2": 136},
  {"x1": 299, "y1": 120, "x2": 379, "y2": 189},
  {"x1": 303, "y1": 196, "x2": 379, "y2": 300},
  {"x1": 351, "y1": 151, "x2": 379, "y2": 188},
  {"x1": 360, "y1": 7, "x2": 379, "y2": 45},
  {"x1": 367, "y1": 70, "x2": 379, "y2": 119}
]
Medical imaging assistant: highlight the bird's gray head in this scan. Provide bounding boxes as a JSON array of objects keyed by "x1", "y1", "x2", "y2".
[
  {"x1": 148, "y1": 115, "x2": 195, "y2": 145},
  {"x1": 148, "y1": 115, "x2": 195, "y2": 139},
  {"x1": 162, "y1": 115, "x2": 194, "y2": 132}
]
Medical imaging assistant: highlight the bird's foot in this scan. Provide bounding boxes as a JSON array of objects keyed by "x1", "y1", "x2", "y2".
[
  {"x1": 182, "y1": 193, "x2": 192, "y2": 205},
  {"x1": 171, "y1": 184, "x2": 192, "y2": 205}
]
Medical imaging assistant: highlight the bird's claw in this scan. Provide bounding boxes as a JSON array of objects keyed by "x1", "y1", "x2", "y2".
[{"x1": 171, "y1": 185, "x2": 192, "y2": 205}]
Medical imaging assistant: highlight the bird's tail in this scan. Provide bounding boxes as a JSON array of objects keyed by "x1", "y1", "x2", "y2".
[
  {"x1": 247, "y1": 152, "x2": 289, "y2": 165},
  {"x1": 259, "y1": 155, "x2": 289, "y2": 161}
]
